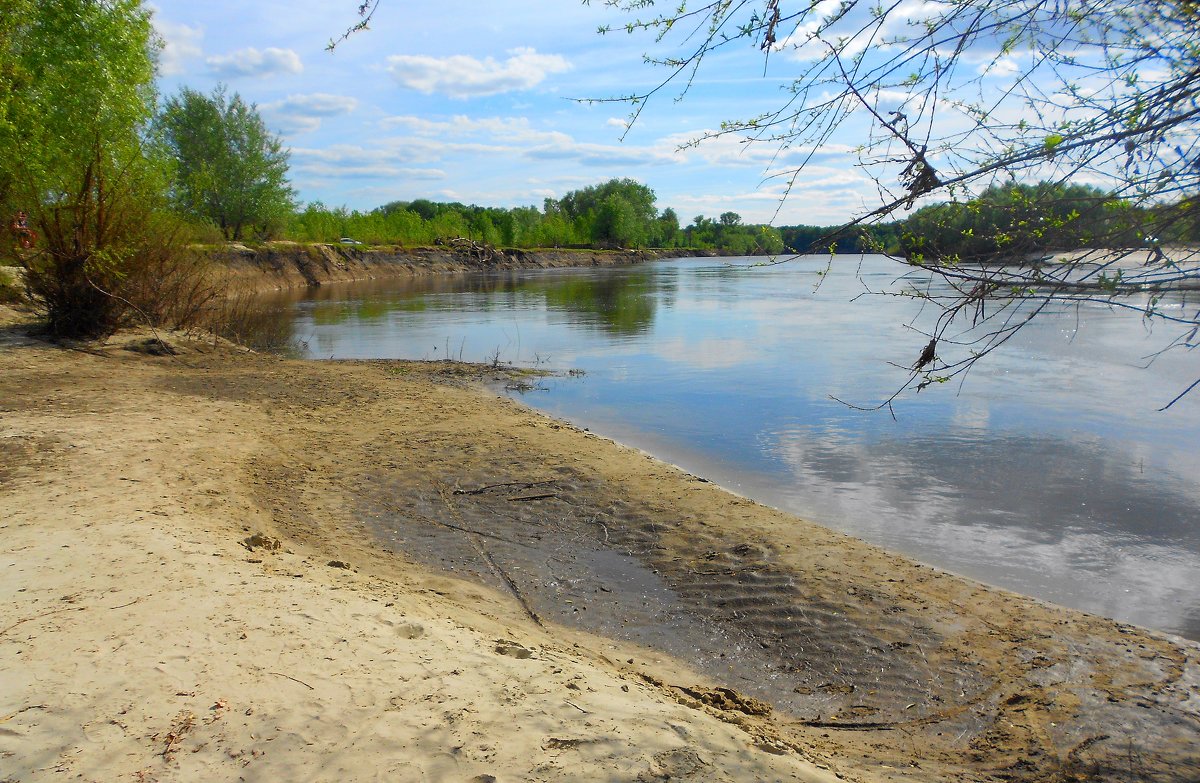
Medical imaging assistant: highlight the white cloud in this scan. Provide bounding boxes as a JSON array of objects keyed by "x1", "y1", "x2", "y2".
[
  {"x1": 977, "y1": 56, "x2": 1020, "y2": 77},
  {"x1": 275, "y1": 93, "x2": 359, "y2": 116},
  {"x1": 154, "y1": 19, "x2": 203, "y2": 77},
  {"x1": 659, "y1": 129, "x2": 854, "y2": 169},
  {"x1": 261, "y1": 93, "x2": 359, "y2": 135},
  {"x1": 779, "y1": 0, "x2": 958, "y2": 62},
  {"x1": 290, "y1": 145, "x2": 454, "y2": 182},
  {"x1": 297, "y1": 164, "x2": 446, "y2": 180},
  {"x1": 207, "y1": 47, "x2": 302, "y2": 78},
  {"x1": 773, "y1": 0, "x2": 870, "y2": 62},
  {"x1": 386, "y1": 47, "x2": 571, "y2": 98},
  {"x1": 377, "y1": 115, "x2": 681, "y2": 168},
  {"x1": 292, "y1": 145, "x2": 417, "y2": 167},
  {"x1": 881, "y1": 0, "x2": 959, "y2": 38},
  {"x1": 524, "y1": 141, "x2": 678, "y2": 167},
  {"x1": 669, "y1": 174, "x2": 878, "y2": 225},
  {"x1": 380, "y1": 115, "x2": 571, "y2": 145},
  {"x1": 382, "y1": 113, "x2": 860, "y2": 174}
]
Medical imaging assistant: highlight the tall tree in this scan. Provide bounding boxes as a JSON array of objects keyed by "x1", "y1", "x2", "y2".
[
  {"x1": 655, "y1": 207, "x2": 680, "y2": 247},
  {"x1": 1, "y1": 0, "x2": 173, "y2": 336},
  {"x1": 157, "y1": 86, "x2": 295, "y2": 241},
  {"x1": 0, "y1": 0, "x2": 35, "y2": 207},
  {"x1": 555, "y1": 178, "x2": 660, "y2": 247}
]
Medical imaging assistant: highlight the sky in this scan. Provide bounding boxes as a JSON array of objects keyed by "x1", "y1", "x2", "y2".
[{"x1": 148, "y1": 0, "x2": 882, "y2": 225}]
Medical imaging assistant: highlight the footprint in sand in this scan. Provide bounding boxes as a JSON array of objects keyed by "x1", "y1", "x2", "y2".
[
  {"x1": 394, "y1": 622, "x2": 425, "y2": 639},
  {"x1": 494, "y1": 640, "x2": 533, "y2": 659},
  {"x1": 378, "y1": 617, "x2": 425, "y2": 639}
]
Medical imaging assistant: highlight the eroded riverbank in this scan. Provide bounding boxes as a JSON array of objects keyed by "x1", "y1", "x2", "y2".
[
  {"x1": 1, "y1": 315, "x2": 1198, "y2": 782},
  {"x1": 206, "y1": 241, "x2": 699, "y2": 291}
]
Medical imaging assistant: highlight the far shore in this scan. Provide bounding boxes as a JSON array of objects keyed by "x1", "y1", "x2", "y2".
[
  {"x1": 2, "y1": 300, "x2": 1198, "y2": 782},
  {"x1": 205, "y1": 241, "x2": 705, "y2": 292}
]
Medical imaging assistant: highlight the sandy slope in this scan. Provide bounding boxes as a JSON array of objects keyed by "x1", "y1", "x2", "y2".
[{"x1": 1, "y1": 317, "x2": 1197, "y2": 783}]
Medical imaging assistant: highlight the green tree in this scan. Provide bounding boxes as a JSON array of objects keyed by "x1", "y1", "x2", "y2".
[
  {"x1": 404, "y1": 199, "x2": 440, "y2": 221},
  {"x1": 654, "y1": 207, "x2": 680, "y2": 247},
  {"x1": 1, "y1": 0, "x2": 189, "y2": 337},
  {"x1": 0, "y1": 0, "x2": 35, "y2": 206},
  {"x1": 899, "y1": 183, "x2": 1134, "y2": 264},
  {"x1": 554, "y1": 178, "x2": 660, "y2": 247},
  {"x1": 683, "y1": 213, "x2": 783, "y2": 254},
  {"x1": 157, "y1": 85, "x2": 295, "y2": 241}
]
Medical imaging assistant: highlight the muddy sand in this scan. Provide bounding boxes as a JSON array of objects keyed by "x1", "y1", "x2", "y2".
[{"x1": 1, "y1": 317, "x2": 1198, "y2": 782}]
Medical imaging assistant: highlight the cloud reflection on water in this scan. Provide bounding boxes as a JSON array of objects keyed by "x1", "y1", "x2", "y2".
[{"x1": 758, "y1": 422, "x2": 1200, "y2": 635}]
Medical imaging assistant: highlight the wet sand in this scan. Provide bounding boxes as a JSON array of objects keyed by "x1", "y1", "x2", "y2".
[{"x1": 2, "y1": 314, "x2": 1198, "y2": 782}]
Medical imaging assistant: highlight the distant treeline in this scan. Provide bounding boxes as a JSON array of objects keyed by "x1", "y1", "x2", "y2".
[
  {"x1": 279, "y1": 179, "x2": 1200, "y2": 259},
  {"x1": 784, "y1": 182, "x2": 1200, "y2": 261},
  {"x1": 283, "y1": 178, "x2": 785, "y2": 254}
]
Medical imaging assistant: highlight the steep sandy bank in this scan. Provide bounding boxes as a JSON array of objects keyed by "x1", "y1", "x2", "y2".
[
  {"x1": 207, "y1": 242, "x2": 700, "y2": 291},
  {"x1": 1, "y1": 315, "x2": 1197, "y2": 782}
]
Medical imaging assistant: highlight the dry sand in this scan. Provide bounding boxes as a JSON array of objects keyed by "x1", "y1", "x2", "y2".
[{"x1": 1, "y1": 312, "x2": 1198, "y2": 782}]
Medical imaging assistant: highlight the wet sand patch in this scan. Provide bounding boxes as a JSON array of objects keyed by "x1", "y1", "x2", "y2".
[{"x1": 356, "y1": 468, "x2": 987, "y2": 727}]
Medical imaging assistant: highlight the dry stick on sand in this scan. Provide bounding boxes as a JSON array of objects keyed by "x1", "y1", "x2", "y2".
[
  {"x1": 398, "y1": 506, "x2": 531, "y2": 548},
  {"x1": 436, "y1": 481, "x2": 544, "y2": 628},
  {"x1": 453, "y1": 479, "x2": 557, "y2": 496},
  {"x1": 507, "y1": 492, "x2": 558, "y2": 502},
  {"x1": 268, "y1": 671, "x2": 316, "y2": 690},
  {"x1": 0, "y1": 705, "x2": 48, "y2": 724},
  {"x1": 0, "y1": 606, "x2": 85, "y2": 638}
]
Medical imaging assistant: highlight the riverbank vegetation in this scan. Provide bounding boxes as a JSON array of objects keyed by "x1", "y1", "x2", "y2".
[
  {"x1": 786, "y1": 182, "x2": 1200, "y2": 260},
  {"x1": 284, "y1": 178, "x2": 786, "y2": 254},
  {"x1": 156, "y1": 86, "x2": 296, "y2": 242},
  {"x1": 0, "y1": 0, "x2": 195, "y2": 337}
]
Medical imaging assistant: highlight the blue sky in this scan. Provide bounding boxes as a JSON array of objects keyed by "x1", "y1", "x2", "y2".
[{"x1": 148, "y1": 0, "x2": 878, "y2": 225}]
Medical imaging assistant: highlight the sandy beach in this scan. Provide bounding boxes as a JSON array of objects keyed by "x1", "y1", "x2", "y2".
[{"x1": 2, "y1": 308, "x2": 1198, "y2": 782}]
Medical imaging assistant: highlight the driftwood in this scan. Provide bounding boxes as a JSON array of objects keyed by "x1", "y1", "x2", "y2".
[
  {"x1": 435, "y1": 482, "x2": 544, "y2": 627},
  {"x1": 439, "y1": 237, "x2": 507, "y2": 265}
]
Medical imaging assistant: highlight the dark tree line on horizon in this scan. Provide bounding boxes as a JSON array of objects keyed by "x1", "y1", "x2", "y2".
[
  {"x1": 283, "y1": 178, "x2": 788, "y2": 254},
  {"x1": 283, "y1": 179, "x2": 1200, "y2": 264}
]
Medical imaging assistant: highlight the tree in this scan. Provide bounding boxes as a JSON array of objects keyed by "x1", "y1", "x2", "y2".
[
  {"x1": 157, "y1": 86, "x2": 295, "y2": 241},
  {"x1": 0, "y1": 0, "x2": 188, "y2": 337},
  {"x1": 554, "y1": 178, "x2": 661, "y2": 247},
  {"x1": 404, "y1": 199, "x2": 440, "y2": 221},
  {"x1": 654, "y1": 207, "x2": 681, "y2": 247},
  {"x1": 591, "y1": 0, "x2": 1200, "y2": 407},
  {"x1": 900, "y1": 182, "x2": 1134, "y2": 262},
  {"x1": 0, "y1": 0, "x2": 35, "y2": 207}
]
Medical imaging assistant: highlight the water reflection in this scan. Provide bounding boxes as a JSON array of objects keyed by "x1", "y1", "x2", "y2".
[
  {"x1": 756, "y1": 425, "x2": 1200, "y2": 634},
  {"x1": 221, "y1": 300, "x2": 299, "y2": 355},
  {"x1": 542, "y1": 270, "x2": 664, "y2": 335},
  {"x1": 253, "y1": 256, "x2": 1200, "y2": 640},
  {"x1": 246, "y1": 267, "x2": 671, "y2": 354}
]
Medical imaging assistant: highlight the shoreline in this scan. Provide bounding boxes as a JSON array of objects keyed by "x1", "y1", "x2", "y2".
[{"x1": 2, "y1": 317, "x2": 1198, "y2": 781}]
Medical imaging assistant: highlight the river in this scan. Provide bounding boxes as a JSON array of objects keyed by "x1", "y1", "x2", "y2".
[{"x1": 249, "y1": 254, "x2": 1200, "y2": 641}]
